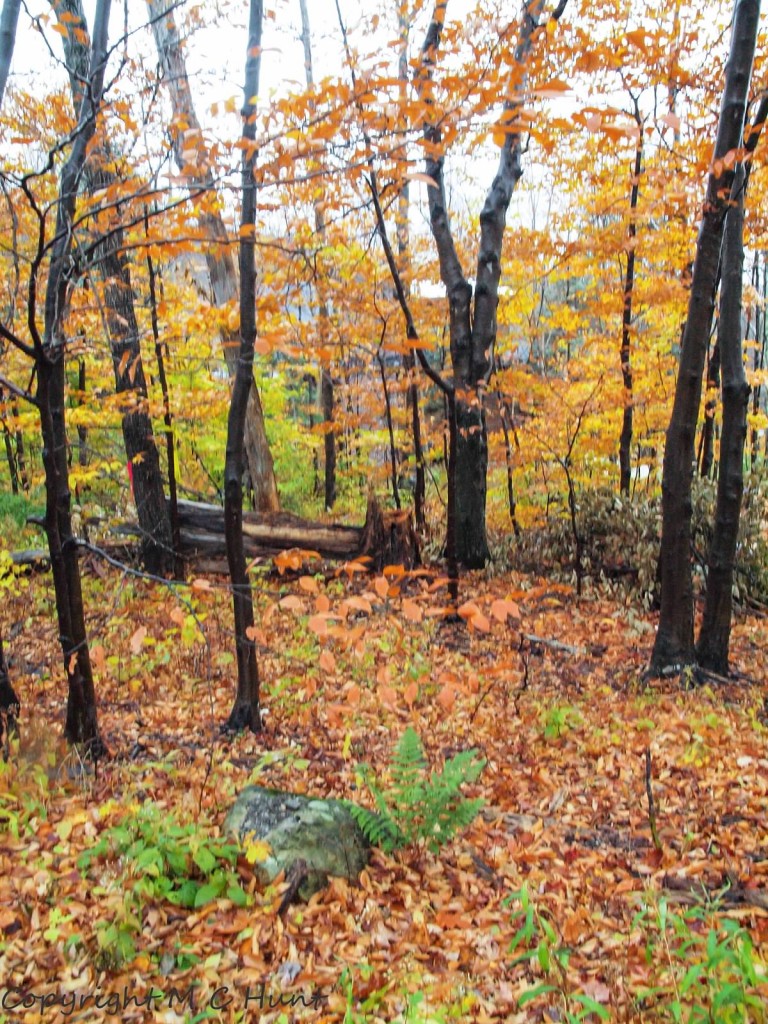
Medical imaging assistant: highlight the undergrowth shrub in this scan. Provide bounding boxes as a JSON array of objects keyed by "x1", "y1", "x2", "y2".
[
  {"x1": 348, "y1": 727, "x2": 484, "y2": 853},
  {"x1": 506, "y1": 885, "x2": 768, "y2": 1023},
  {"x1": 77, "y1": 802, "x2": 248, "y2": 968},
  {"x1": 498, "y1": 476, "x2": 768, "y2": 609}
]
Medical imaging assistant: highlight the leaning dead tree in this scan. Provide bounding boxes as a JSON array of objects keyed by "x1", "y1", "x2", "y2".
[{"x1": 148, "y1": 0, "x2": 279, "y2": 514}]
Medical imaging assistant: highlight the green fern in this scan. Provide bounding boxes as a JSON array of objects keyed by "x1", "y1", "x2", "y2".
[{"x1": 348, "y1": 728, "x2": 484, "y2": 854}]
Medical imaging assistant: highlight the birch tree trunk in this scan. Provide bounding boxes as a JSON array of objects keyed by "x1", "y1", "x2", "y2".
[
  {"x1": 223, "y1": 0, "x2": 264, "y2": 733},
  {"x1": 650, "y1": 0, "x2": 759, "y2": 674},
  {"x1": 0, "y1": 0, "x2": 20, "y2": 107},
  {"x1": 148, "y1": 0, "x2": 279, "y2": 514}
]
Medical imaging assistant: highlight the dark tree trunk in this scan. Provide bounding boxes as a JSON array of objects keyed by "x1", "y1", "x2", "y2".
[
  {"x1": 455, "y1": 398, "x2": 488, "y2": 567},
  {"x1": 321, "y1": 367, "x2": 336, "y2": 510},
  {"x1": 76, "y1": 358, "x2": 87, "y2": 468},
  {"x1": 148, "y1": 0, "x2": 279, "y2": 514},
  {"x1": 0, "y1": 389, "x2": 18, "y2": 493},
  {"x1": 52, "y1": 0, "x2": 173, "y2": 574},
  {"x1": 224, "y1": 0, "x2": 263, "y2": 734},
  {"x1": 36, "y1": 0, "x2": 112, "y2": 754},
  {"x1": 650, "y1": 0, "x2": 759, "y2": 675},
  {"x1": 378, "y1": 351, "x2": 401, "y2": 510},
  {"x1": 397, "y1": 10, "x2": 425, "y2": 532},
  {"x1": 619, "y1": 106, "x2": 642, "y2": 495},
  {"x1": 146, "y1": 223, "x2": 183, "y2": 579},
  {"x1": 696, "y1": 171, "x2": 750, "y2": 673},
  {"x1": 0, "y1": 634, "x2": 19, "y2": 750},
  {"x1": 417, "y1": 0, "x2": 560, "y2": 567},
  {"x1": 10, "y1": 397, "x2": 26, "y2": 491},
  {"x1": 751, "y1": 254, "x2": 766, "y2": 467},
  {"x1": 0, "y1": 0, "x2": 20, "y2": 107},
  {"x1": 498, "y1": 394, "x2": 521, "y2": 536},
  {"x1": 699, "y1": 334, "x2": 721, "y2": 478}
]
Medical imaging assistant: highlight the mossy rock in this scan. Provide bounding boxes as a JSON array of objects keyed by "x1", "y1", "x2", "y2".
[{"x1": 225, "y1": 787, "x2": 369, "y2": 900}]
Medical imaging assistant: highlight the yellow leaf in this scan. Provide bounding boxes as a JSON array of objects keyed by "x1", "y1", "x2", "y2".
[{"x1": 244, "y1": 837, "x2": 271, "y2": 865}]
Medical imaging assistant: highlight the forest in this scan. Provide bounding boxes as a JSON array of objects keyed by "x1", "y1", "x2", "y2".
[{"x1": 0, "y1": 0, "x2": 767, "y2": 1020}]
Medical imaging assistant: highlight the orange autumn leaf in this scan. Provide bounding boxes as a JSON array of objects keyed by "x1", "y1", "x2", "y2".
[
  {"x1": 130, "y1": 626, "x2": 147, "y2": 655},
  {"x1": 319, "y1": 649, "x2": 336, "y2": 673},
  {"x1": 401, "y1": 599, "x2": 423, "y2": 623}
]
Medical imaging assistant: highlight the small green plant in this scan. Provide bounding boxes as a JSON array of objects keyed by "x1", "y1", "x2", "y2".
[
  {"x1": 541, "y1": 704, "x2": 582, "y2": 740},
  {"x1": 348, "y1": 727, "x2": 484, "y2": 854},
  {"x1": 632, "y1": 893, "x2": 768, "y2": 1022},
  {"x1": 506, "y1": 884, "x2": 610, "y2": 1022},
  {"x1": 78, "y1": 801, "x2": 248, "y2": 909}
]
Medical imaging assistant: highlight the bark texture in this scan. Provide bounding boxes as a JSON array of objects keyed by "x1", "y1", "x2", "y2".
[
  {"x1": 223, "y1": 0, "x2": 263, "y2": 734},
  {"x1": 148, "y1": 0, "x2": 279, "y2": 513},
  {"x1": 619, "y1": 107, "x2": 642, "y2": 495},
  {"x1": 696, "y1": 167, "x2": 750, "y2": 671},
  {"x1": 39, "y1": 0, "x2": 113, "y2": 752},
  {"x1": 53, "y1": 0, "x2": 173, "y2": 574},
  {"x1": 299, "y1": 0, "x2": 337, "y2": 511},
  {"x1": 418, "y1": 0, "x2": 558, "y2": 566},
  {"x1": 650, "y1": 0, "x2": 759, "y2": 674},
  {"x1": 0, "y1": 0, "x2": 20, "y2": 107}
]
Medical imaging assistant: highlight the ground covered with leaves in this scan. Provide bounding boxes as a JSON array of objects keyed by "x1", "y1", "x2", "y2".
[{"x1": 1, "y1": 560, "x2": 767, "y2": 1023}]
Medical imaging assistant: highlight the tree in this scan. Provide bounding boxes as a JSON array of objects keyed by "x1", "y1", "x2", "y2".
[
  {"x1": 298, "y1": 0, "x2": 336, "y2": 511},
  {"x1": 415, "y1": 0, "x2": 568, "y2": 567},
  {"x1": 0, "y1": 0, "x2": 115, "y2": 751},
  {"x1": 224, "y1": 0, "x2": 264, "y2": 733},
  {"x1": 52, "y1": 0, "x2": 174, "y2": 575},
  {"x1": 0, "y1": 0, "x2": 20, "y2": 108},
  {"x1": 619, "y1": 95, "x2": 643, "y2": 496},
  {"x1": 696, "y1": 92, "x2": 768, "y2": 672},
  {"x1": 148, "y1": 0, "x2": 279, "y2": 515},
  {"x1": 650, "y1": 0, "x2": 760, "y2": 675}
]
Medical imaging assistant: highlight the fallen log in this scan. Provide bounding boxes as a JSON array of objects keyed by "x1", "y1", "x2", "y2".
[
  {"x1": 174, "y1": 500, "x2": 363, "y2": 559},
  {"x1": 122, "y1": 495, "x2": 421, "y2": 571}
]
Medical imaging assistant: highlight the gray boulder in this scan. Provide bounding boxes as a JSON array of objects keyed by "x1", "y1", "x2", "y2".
[{"x1": 225, "y1": 787, "x2": 370, "y2": 900}]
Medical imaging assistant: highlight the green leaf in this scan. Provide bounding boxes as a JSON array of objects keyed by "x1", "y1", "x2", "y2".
[
  {"x1": 571, "y1": 993, "x2": 610, "y2": 1020},
  {"x1": 518, "y1": 983, "x2": 559, "y2": 1007}
]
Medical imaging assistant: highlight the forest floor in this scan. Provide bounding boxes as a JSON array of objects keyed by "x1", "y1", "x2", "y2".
[{"x1": 0, "y1": 559, "x2": 767, "y2": 1023}]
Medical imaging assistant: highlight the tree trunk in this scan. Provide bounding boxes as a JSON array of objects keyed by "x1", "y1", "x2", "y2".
[
  {"x1": 751, "y1": 254, "x2": 766, "y2": 467},
  {"x1": 418, "y1": 0, "x2": 560, "y2": 567},
  {"x1": 36, "y1": 0, "x2": 112, "y2": 754},
  {"x1": 298, "y1": 0, "x2": 336, "y2": 511},
  {"x1": 0, "y1": 0, "x2": 20, "y2": 107},
  {"x1": 147, "y1": 0, "x2": 279, "y2": 514},
  {"x1": 397, "y1": 7, "x2": 425, "y2": 531},
  {"x1": 455, "y1": 398, "x2": 489, "y2": 567},
  {"x1": 696, "y1": 170, "x2": 751, "y2": 672},
  {"x1": 0, "y1": 634, "x2": 19, "y2": 749},
  {"x1": 224, "y1": 0, "x2": 263, "y2": 734},
  {"x1": 619, "y1": 106, "x2": 642, "y2": 495},
  {"x1": 146, "y1": 223, "x2": 183, "y2": 579},
  {"x1": 0, "y1": 388, "x2": 18, "y2": 493},
  {"x1": 650, "y1": 0, "x2": 759, "y2": 675},
  {"x1": 52, "y1": 0, "x2": 173, "y2": 574},
  {"x1": 699, "y1": 334, "x2": 721, "y2": 478}
]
